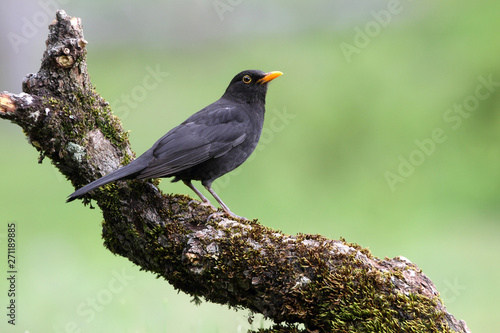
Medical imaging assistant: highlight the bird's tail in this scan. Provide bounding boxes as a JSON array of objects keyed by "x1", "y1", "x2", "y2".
[{"x1": 66, "y1": 158, "x2": 146, "y2": 202}]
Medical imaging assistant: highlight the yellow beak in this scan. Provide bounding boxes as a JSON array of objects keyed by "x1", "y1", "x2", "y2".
[{"x1": 257, "y1": 71, "x2": 283, "y2": 85}]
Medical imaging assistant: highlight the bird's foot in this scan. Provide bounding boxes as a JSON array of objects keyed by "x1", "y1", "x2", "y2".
[
  {"x1": 207, "y1": 210, "x2": 248, "y2": 222},
  {"x1": 206, "y1": 211, "x2": 225, "y2": 222},
  {"x1": 187, "y1": 199, "x2": 219, "y2": 223},
  {"x1": 187, "y1": 199, "x2": 247, "y2": 222},
  {"x1": 188, "y1": 199, "x2": 215, "y2": 210}
]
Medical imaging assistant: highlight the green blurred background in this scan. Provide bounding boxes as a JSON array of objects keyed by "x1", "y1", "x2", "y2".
[{"x1": 1, "y1": 0, "x2": 499, "y2": 332}]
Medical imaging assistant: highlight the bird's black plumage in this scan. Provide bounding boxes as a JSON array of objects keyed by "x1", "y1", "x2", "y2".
[{"x1": 67, "y1": 69, "x2": 282, "y2": 218}]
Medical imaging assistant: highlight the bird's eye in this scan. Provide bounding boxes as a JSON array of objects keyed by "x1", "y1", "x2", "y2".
[{"x1": 242, "y1": 75, "x2": 252, "y2": 84}]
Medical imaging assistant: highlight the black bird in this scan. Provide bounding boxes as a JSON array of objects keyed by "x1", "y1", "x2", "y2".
[{"x1": 67, "y1": 69, "x2": 283, "y2": 218}]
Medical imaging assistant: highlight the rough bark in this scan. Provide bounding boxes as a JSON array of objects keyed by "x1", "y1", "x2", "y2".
[{"x1": 0, "y1": 10, "x2": 471, "y2": 333}]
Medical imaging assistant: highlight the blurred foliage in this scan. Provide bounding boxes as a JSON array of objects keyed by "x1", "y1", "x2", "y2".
[{"x1": 1, "y1": 1, "x2": 499, "y2": 332}]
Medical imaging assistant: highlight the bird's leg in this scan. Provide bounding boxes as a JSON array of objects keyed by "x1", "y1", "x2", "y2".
[
  {"x1": 204, "y1": 186, "x2": 246, "y2": 220},
  {"x1": 183, "y1": 180, "x2": 214, "y2": 209}
]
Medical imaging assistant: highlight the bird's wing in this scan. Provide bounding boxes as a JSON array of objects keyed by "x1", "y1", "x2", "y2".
[{"x1": 136, "y1": 106, "x2": 248, "y2": 179}]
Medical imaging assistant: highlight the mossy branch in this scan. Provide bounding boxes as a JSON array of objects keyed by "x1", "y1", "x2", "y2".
[{"x1": 0, "y1": 10, "x2": 471, "y2": 333}]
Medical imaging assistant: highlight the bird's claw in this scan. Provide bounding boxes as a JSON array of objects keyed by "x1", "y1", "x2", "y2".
[
  {"x1": 188, "y1": 199, "x2": 215, "y2": 210},
  {"x1": 187, "y1": 199, "x2": 248, "y2": 222},
  {"x1": 206, "y1": 211, "x2": 225, "y2": 222},
  {"x1": 206, "y1": 210, "x2": 248, "y2": 222}
]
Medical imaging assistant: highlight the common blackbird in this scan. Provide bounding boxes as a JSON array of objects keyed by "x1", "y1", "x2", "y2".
[{"x1": 67, "y1": 69, "x2": 283, "y2": 218}]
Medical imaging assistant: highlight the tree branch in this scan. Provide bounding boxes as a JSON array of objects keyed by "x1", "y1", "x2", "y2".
[{"x1": 0, "y1": 10, "x2": 471, "y2": 333}]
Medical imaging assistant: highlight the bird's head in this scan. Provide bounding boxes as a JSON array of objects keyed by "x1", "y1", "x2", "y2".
[{"x1": 223, "y1": 70, "x2": 282, "y2": 105}]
